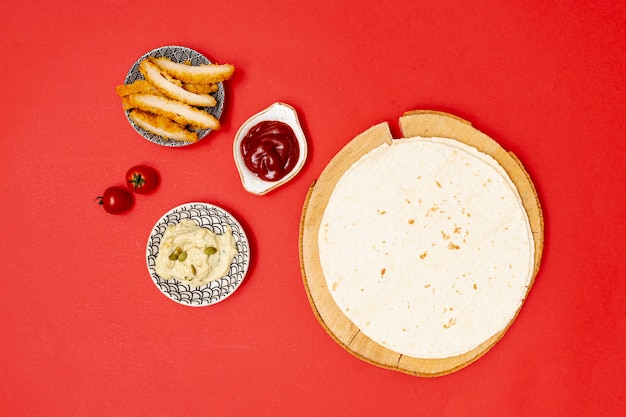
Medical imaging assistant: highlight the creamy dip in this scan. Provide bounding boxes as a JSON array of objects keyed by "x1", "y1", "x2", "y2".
[{"x1": 155, "y1": 219, "x2": 238, "y2": 287}]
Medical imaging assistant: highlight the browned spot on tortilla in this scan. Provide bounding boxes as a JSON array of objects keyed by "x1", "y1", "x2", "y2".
[{"x1": 443, "y1": 317, "x2": 457, "y2": 329}]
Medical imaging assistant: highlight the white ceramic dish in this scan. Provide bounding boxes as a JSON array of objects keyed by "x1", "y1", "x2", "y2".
[
  {"x1": 233, "y1": 102, "x2": 308, "y2": 195},
  {"x1": 123, "y1": 45, "x2": 225, "y2": 147},
  {"x1": 146, "y1": 202, "x2": 250, "y2": 306}
]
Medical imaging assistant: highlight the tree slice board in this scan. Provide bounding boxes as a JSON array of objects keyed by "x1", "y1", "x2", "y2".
[{"x1": 299, "y1": 110, "x2": 544, "y2": 377}]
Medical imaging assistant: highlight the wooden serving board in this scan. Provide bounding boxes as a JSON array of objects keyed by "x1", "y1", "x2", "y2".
[{"x1": 299, "y1": 110, "x2": 544, "y2": 377}]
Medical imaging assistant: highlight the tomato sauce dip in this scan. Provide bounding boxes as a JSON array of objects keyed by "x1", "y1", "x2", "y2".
[{"x1": 240, "y1": 120, "x2": 299, "y2": 182}]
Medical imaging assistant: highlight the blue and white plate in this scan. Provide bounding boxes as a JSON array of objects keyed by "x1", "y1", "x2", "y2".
[
  {"x1": 123, "y1": 45, "x2": 226, "y2": 147},
  {"x1": 146, "y1": 202, "x2": 250, "y2": 306}
]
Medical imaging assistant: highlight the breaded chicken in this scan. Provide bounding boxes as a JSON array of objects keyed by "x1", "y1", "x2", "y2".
[
  {"x1": 139, "y1": 59, "x2": 217, "y2": 107},
  {"x1": 122, "y1": 93, "x2": 220, "y2": 130},
  {"x1": 150, "y1": 56, "x2": 235, "y2": 84},
  {"x1": 129, "y1": 110, "x2": 198, "y2": 142}
]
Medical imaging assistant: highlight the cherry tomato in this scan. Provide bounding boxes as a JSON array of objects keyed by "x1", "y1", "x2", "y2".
[
  {"x1": 96, "y1": 186, "x2": 133, "y2": 214},
  {"x1": 126, "y1": 165, "x2": 159, "y2": 194}
]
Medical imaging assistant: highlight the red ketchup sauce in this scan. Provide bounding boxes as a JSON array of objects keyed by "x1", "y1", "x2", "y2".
[{"x1": 240, "y1": 120, "x2": 299, "y2": 182}]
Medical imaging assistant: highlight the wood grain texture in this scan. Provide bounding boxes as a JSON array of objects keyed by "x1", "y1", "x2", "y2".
[{"x1": 299, "y1": 110, "x2": 544, "y2": 376}]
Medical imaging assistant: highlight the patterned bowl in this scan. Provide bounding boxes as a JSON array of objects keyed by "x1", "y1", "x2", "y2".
[
  {"x1": 146, "y1": 202, "x2": 250, "y2": 306},
  {"x1": 123, "y1": 45, "x2": 226, "y2": 147}
]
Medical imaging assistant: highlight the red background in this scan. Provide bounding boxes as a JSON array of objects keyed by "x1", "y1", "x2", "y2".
[{"x1": 1, "y1": 1, "x2": 624, "y2": 416}]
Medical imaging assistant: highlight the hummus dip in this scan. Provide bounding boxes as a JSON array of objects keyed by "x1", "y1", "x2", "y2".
[{"x1": 155, "y1": 219, "x2": 238, "y2": 287}]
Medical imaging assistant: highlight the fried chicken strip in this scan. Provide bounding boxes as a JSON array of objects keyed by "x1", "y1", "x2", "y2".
[
  {"x1": 128, "y1": 110, "x2": 198, "y2": 142},
  {"x1": 122, "y1": 93, "x2": 220, "y2": 130},
  {"x1": 150, "y1": 56, "x2": 235, "y2": 84},
  {"x1": 182, "y1": 82, "x2": 219, "y2": 94},
  {"x1": 139, "y1": 59, "x2": 217, "y2": 107},
  {"x1": 116, "y1": 79, "x2": 159, "y2": 97}
]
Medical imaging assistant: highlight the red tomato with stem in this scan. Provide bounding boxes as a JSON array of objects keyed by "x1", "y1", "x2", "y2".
[
  {"x1": 95, "y1": 186, "x2": 133, "y2": 214},
  {"x1": 126, "y1": 165, "x2": 159, "y2": 194}
]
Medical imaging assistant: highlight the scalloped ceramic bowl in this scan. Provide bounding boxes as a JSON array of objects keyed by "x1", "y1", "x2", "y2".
[
  {"x1": 123, "y1": 45, "x2": 225, "y2": 147},
  {"x1": 233, "y1": 102, "x2": 308, "y2": 195},
  {"x1": 146, "y1": 202, "x2": 250, "y2": 307}
]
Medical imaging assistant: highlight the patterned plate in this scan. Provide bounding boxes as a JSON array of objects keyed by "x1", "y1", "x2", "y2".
[
  {"x1": 123, "y1": 45, "x2": 226, "y2": 147},
  {"x1": 146, "y1": 202, "x2": 250, "y2": 306}
]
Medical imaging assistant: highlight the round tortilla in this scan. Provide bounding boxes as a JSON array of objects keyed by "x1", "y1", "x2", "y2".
[{"x1": 318, "y1": 136, "x2": 535, "y2": 359}]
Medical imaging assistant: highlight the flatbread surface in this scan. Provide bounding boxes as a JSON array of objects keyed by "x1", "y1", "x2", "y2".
[{"x1": 318, "y1": 136, "x2": 534, "y2": 358}]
